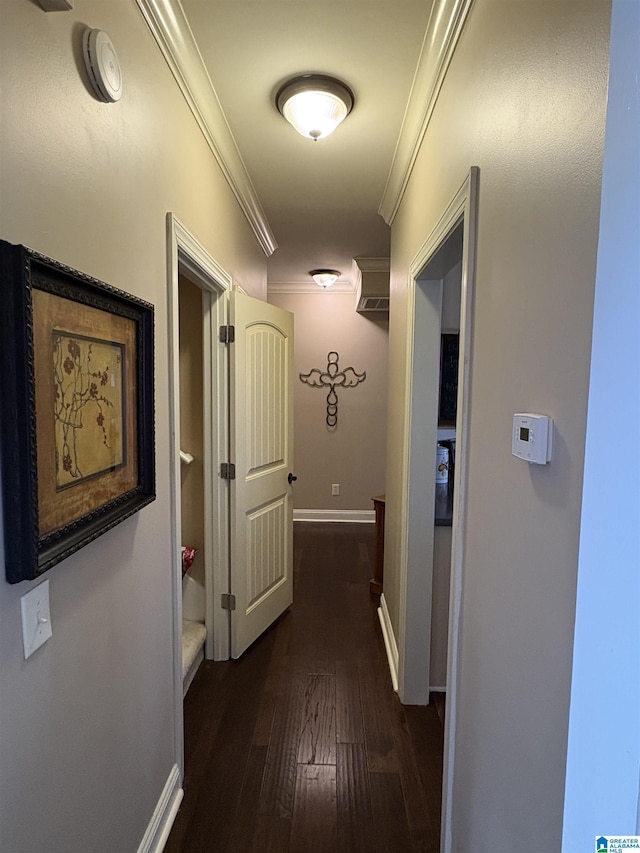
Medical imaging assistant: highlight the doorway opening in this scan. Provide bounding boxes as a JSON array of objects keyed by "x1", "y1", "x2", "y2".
[
  {"x1": 178, "y1": 274, "x2": 208, "y2": 694},
  {"x1": 167, "y1": 214, "x2": 232, "y2": 776},
  {"x1": 398, "y1": 168, "x2": 478, "y2": 852},
  {"x1": 167, "y1": 214, "x2": 296, "y2": 781}
]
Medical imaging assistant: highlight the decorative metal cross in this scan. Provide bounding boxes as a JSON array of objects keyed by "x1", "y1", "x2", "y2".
[{"x1": 299, "y1": 351, "x2": 366, "y2": 427}]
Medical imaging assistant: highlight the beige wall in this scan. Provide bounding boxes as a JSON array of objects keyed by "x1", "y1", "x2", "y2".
[
  {"x1": 0, "y1": 2, "x2": 266, "y2": 850},
  {"x1": 268, "y1": 291, "x2": 388, "y2": 511},
  {"x1": 384, "y1": 1, "x2": 611, "y2": 850},
  {"x1": 442, "y1": 258, "x2": 461, "y2": 332},
  {"x1": 179, "y1": 275, "x2": 205, "y2": 587}
]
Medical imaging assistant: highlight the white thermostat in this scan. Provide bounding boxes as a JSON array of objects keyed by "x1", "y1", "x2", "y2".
[{"x1": 512, "y1": 413, "x2": 553, "y2": 464}]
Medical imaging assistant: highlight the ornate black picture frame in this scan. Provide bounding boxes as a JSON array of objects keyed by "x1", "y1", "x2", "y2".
[{"x1": 0, "y1": 241, "x2": 155, "y2": 583}]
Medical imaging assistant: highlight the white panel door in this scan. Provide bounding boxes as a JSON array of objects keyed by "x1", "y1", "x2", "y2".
[{"x1": 230, "y1": 292, "x2": 294, "y2": 658}]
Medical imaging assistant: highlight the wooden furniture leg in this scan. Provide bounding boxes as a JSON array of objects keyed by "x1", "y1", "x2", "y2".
[{"x1": 370, "y1": 495, "x2": 385, "y2": 596}]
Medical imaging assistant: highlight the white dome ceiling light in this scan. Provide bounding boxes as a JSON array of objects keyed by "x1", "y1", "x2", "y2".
[
  {"x1": 276, "y1": 75, "x2": 354, "y2": 141},
  {"x1": 310, "y1": 269, "x2": 341, "y2": 288}
]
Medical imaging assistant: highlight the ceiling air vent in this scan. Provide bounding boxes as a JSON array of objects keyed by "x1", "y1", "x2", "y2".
[
  {"x1": 353, "y1": 257, "x2": 390, "y2": 314},
  {"x1": 358, "y1": 296, "x2": 389, "y2": 312}
]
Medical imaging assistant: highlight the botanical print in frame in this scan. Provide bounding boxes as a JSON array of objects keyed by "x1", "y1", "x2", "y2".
[
  {"x1": 53, "y1": 332, "x2": 126, "y2": 489},
  {"x1": 0, "y1": 241, "x2": 155, "y2": 583},
  {"x1": 33, "y1": 287, "x2": 140, "y2": 540}
]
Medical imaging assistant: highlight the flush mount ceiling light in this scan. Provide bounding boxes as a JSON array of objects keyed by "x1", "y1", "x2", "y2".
[
  {"x1": 310, "y1": 269, "x2": 341, "y2": 288},
  {"x1": 276, "y1": 74, "x2": 354, "y2": 141}
]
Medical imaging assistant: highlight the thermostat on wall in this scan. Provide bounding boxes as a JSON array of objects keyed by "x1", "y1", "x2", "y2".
[{"x1": 512, "y1": 413, "x2": 553, "y2": 464}]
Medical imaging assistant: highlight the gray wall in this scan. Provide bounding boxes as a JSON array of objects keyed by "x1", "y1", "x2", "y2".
[
  {"x1": 0, "y1": 2, "x2": 266, "y2": 850},
  {"x1": 384, "y1": 1, "x2": 611, "y2": 850},
  {"x1": 268, "y1": 290, "x2": 388, "y2": 512}
]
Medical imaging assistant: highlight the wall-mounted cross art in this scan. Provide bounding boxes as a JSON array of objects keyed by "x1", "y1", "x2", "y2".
[{"x1": 299, "y1": 351, "x2": 366, "y2": 427}]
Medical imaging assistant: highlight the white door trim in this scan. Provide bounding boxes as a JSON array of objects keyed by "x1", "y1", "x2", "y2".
[
  {"x1": 398, "y1": 168, "x2": 478, "y2": 853},
  {"x1": 166, "y1": 213, "x2": 232, "y2": 779},
  {"x1": 440, "y1": 167, "x2": 478, "y2": 853}
]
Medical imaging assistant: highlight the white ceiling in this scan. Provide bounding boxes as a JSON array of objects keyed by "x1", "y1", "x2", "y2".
[{"x1": 179, "y1": 0, "x2": 435, "y2": 288}]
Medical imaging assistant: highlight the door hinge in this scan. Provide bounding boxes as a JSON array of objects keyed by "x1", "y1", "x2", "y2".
[
  {"x1": 219, "y1": 324, "x2": 235, "y2": 344},
  {"x1": 221, "y1": 593, "x2": 236, "y2": 611},
  {"x1": 220, "y1": 462, "x2": 236, "y2": 480}
]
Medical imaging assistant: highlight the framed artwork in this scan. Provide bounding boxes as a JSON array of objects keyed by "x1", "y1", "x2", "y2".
[
  {"x1": 0, "y1": 241, "x2": 155, "y2": 583},
  {"x1": 438, "y1": 333, "x2": 459, "y2": 426}
]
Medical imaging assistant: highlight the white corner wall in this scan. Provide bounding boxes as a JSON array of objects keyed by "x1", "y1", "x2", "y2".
[
  {"x1": 0, "y1": 2, "x2": 267, "y2": 850},
  {"x1": 562, "y1": 0, "x2": 640, "y2": 845}
]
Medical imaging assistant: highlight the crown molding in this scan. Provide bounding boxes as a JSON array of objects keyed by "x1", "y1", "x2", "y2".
[
  {"x1": 135, "y1": 0, "x2": 278, "y2": 257},
  {"x1": 268, "y1": 281, "x2": 355, "y2": 295},
  {"x1": 378, "y1": 0, "x2": 475, "y2": 226}
]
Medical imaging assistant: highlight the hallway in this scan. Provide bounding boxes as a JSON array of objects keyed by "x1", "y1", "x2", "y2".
[{"x1": 166, "y1": 522, "x2": 444, "y2": 852}]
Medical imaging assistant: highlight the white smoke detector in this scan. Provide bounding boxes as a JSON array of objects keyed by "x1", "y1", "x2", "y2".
[{"x1": 83, "y1": 28, "x2": 122, "y2": 103}]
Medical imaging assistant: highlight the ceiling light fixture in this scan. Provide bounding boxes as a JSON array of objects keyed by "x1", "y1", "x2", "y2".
[
  {"x1": 310, "y1": 269, "x2": 341, "y2": 288},
  {"x1": 276, "y1": 74, "x2": 354, "y2": 141}
]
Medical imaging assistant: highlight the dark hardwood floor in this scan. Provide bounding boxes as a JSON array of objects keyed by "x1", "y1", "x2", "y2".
[{"x1": 166, "y1": 522, "x2": 444, "y2": 853}]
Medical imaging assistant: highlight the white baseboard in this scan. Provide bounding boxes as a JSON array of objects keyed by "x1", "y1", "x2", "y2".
[
  {"x1": 378, "y1": 594, "x2": 399, "y2": 692},
  {"x1": 294, "y1": 509, "x2": 375, "y2": 523},
  {"x1": 137, "y1": 763, "x2": 183, "y2": 853}
]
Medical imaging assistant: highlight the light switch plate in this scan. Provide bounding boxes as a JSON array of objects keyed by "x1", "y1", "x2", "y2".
[{"x1": 21, "y1": 580, "x2": 52, "y2": 659}]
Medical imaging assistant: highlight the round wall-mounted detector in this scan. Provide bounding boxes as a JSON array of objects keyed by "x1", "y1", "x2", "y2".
[{"x1": 83, "y1": 28, "x2": 122, "y2": 103}]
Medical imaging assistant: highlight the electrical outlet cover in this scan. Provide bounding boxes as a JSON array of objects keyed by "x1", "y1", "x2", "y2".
[{"x1": 21, "y1": 579, "x2": 52, "y2": 659}]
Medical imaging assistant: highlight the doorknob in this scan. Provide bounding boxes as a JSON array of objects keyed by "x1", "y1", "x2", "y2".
[{"x1": 288, "y1": 473, "x2": 298, "y2": 484}]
